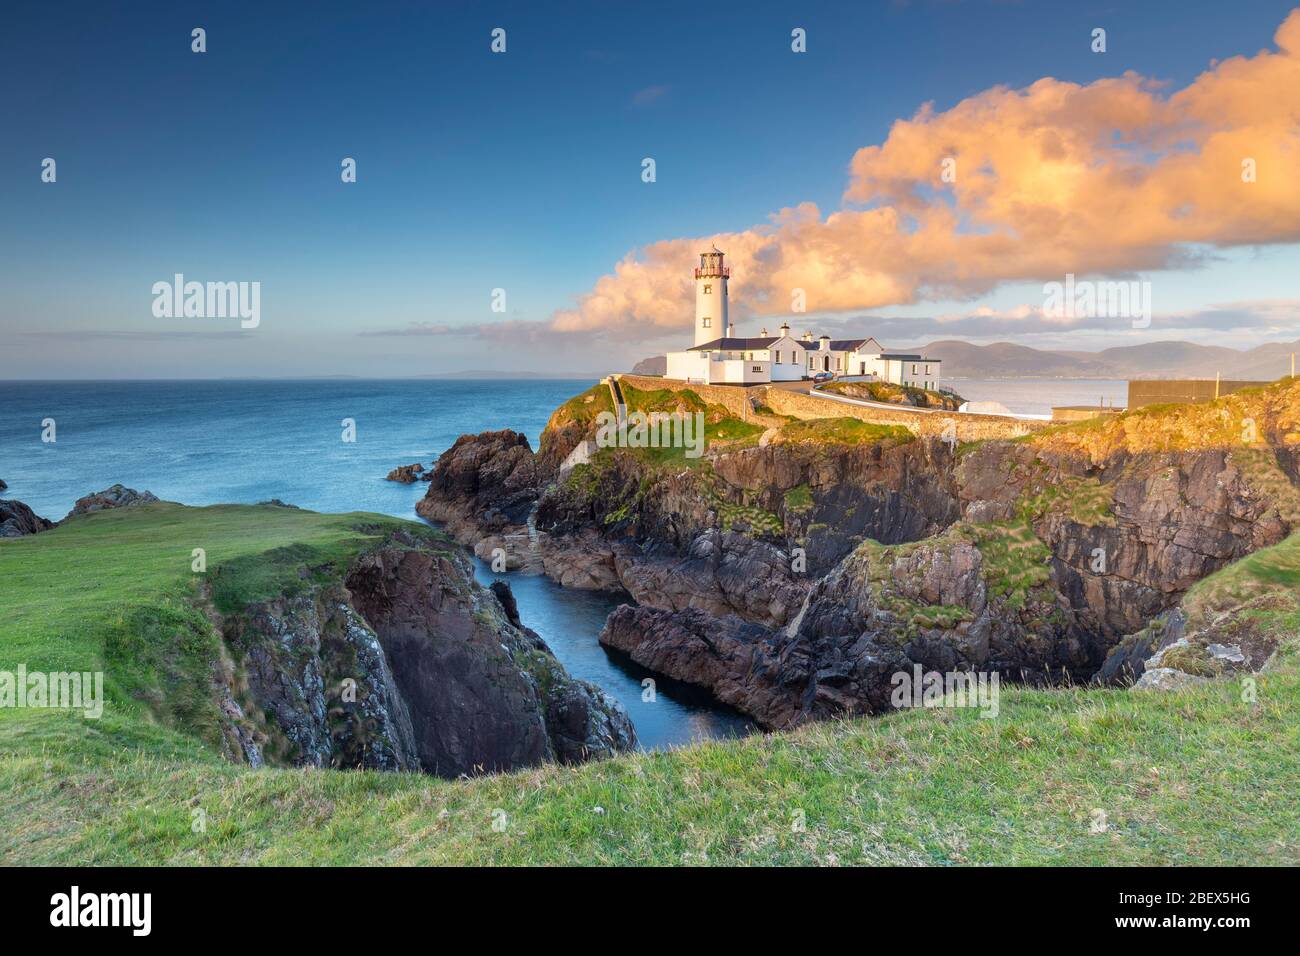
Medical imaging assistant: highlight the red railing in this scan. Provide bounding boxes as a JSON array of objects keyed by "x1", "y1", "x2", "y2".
[{"x1": 694, "y1": 266, "x2": 731, "y2": 278}]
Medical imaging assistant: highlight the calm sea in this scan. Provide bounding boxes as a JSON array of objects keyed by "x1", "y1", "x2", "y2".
[{"x1": 0, "y1": 379, "x2": 753, "y2": 750}]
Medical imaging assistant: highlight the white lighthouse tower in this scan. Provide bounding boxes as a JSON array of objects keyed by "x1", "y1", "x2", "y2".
[{"x1": 694, "y1": 246, "x2": 730, "y2": 346}]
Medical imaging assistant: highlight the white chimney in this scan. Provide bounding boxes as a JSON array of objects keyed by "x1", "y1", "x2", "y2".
[
  {"x1": 760, "y1": 326, "x2": 768, "y2": 336},
  {"x1": 802, "y1": 331, "x2": 813, "y2": 342},
  {"x1": 726, "y1": 323, "x2": 735, "y2": 337},
  {"x1": 819, "y1": 335, "x2": 830, "y2": 351}
]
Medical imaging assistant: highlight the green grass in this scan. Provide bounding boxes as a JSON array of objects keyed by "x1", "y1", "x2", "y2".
[
  {"x1": 2, "y1": 504, "x2": 1297, "y2": 865},
  {"x1": 1183, "y1": 529, "x2": 1300, "y2": 619},
  {"x1": 968, "y1": 520, "x2": 1055, "y2": 611},
  {"x1": 1016, "y1": 477, "x2": 1117, "y2": 527},
  {"x1": 0, "y1": 502, "x2": 445, "y2": 748},
  {"x1": 821, "y1": 380, "x2": 962, "y2": 409},
  {"x1": 2, "y1": 650, "x2": 1296, "y2": 864},
  {"x1": 773, "y1": 417, "x2": 914, "y2": 446},
  {"x1": 784, "y1": 483, "x2": 814, "y2": 513}
]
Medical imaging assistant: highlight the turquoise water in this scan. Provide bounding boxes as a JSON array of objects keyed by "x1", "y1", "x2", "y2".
[{"x1": 0, "y1": 379, "x2": 754, "y2": 750}]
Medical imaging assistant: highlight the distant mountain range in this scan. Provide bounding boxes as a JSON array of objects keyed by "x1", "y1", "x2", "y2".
[{"x1": 632, "y1": 340, "x2": 1300, "y2": 381}]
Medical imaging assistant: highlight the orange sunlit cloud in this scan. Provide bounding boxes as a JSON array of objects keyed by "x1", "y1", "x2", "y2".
[{"x1": 551, "y1": 10, "x2": 1300, "y2": 339}]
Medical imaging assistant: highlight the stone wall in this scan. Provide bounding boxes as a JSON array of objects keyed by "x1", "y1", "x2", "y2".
[
  {"x1": 1128, "y1": 379, "x2": 1273, "y2": 409},
  {"x1": 618, "y1": 374, "x2": 759, "y2": 420},
  {"x1": 757, "y1": 385, "x2": 1046, "y2": 441}
]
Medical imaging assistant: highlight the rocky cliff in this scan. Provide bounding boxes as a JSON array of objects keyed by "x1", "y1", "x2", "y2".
[
  {"x1": 415, "y1": 378, "x2": 1300, "y2": 728},
  {"x1": 216, "y1": 527, "x2": 635, "y2": 775},
  {"x1": 0, "y1": 498, "x2": 54, "y2": 538}
]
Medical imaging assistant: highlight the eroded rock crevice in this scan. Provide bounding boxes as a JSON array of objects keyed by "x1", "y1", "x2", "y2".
[{"x1": 216, "y1": 531, "x2": 635, "y2": 776}]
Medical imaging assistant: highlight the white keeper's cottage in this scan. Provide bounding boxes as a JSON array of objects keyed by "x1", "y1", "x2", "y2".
[{"x1": 664, "y1": 248, "x2": 942, "y2": 389}]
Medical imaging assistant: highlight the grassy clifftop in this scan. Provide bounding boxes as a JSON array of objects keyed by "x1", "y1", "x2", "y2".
[
  {"x1": 0, "y1": 503, "x2": 448, "y2": 754},
  {"x1": 2, "y1": 503, "x2": 1297, "y2": 864}
]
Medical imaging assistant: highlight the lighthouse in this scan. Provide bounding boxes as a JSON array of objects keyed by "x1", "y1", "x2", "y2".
[{"x1": 694, "y1": 246, "x2": 729, "y2": 346}]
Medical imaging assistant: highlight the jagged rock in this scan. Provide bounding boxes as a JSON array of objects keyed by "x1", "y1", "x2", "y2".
[
  {"x1": 600, "y1": 605, "x2": 807, "y2": 728},
  {"x1": 1094, "y1": 610, "x2": 1186, "y2": 686},
  {"x1": 544, "y1": 681, "x2": 637, "y2": 766},
  {"x1": 386, "y1": 463, "x2": 425, "y2": 483},
  {"x1": 1133, "y1": 667, "x2": 1210, "y2": 691},
  {"x1": 344, "y1": 538, "x2": 633, "y2": 775},
  {"x1": 1120, "y1": 591, "x2": 1295, "y2": 690},
  {"x1": 420, "y1": 379, "x2": 1300, "y2": 724},
  {"x1": 220, "y1": 531, "x2": 633, "y2": 777},
  {"x1": 416, "y1": 430, "x2": 542, "y2": 538},
  {"x1": 0, "y1": 479, "x2": 7, "y2": 491},
  {"x1": 0, "y1": 499, "x2": 55, "y2": 538},
  {"x1": 490, "y1": 579, "x2": 523, "y2": 628},
  {"x1": 612, "y1": 529, "x2": 809, "y2": 627},
  {"x1": 67, "y1": 484, "x2": 158, "y2": 518},
  {"x1": 225, "y1": 586, "x2": 419, "y2": 771},
  {"x1": 257, "y1": 499, "x2": 301, "y2": 509}
]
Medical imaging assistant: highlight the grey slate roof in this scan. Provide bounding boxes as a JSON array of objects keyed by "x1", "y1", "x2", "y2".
[{"x1": 689, "y1": 336, "x2": 782, "y2": 351}]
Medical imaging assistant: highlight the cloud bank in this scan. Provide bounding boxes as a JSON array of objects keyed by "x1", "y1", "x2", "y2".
[{"x1": 551, "y1": 11, "x2": 1300, "y2": 340}]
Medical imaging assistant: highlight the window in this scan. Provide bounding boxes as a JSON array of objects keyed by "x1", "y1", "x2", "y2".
[
  {"x1": 912, "y1": 364, "x2": 918, "y2": 374},
  {"x1": 703, "y1": 284, "x2": 712, "y2": 294},
  {"x1": 752, "y1": 366, "x2": 763, "y2": 373},
  {"x1": 702, "y1": 317, "x2": 711, "y2": 327},
  {"x1": 836, "y1": 357, "x2": 842, "y2": 370}
]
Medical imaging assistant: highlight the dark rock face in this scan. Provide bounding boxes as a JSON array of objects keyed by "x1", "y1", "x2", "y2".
[
  {"x1": 221, "y1": 532, "x2": 634, "y2": 777},
  {"x1": 345, "y1": 543, "x2": 633, "y2": 774},
  {"x1": 0, "y1": 499, "x2": 55, "y2": 538},
  {"x1": 959, "y1": 445, "x2": 1294, "y2": 639},
  {"x1": 601, "y1": 528, "x2": 1091, "y2": 729},
  {"x1": 419, "y1": 381, "x2": 1300, "y2": 728},
  {"x1": 225, "y1": 586, "x2": 419, "y2": 771},
  {"x1": 612, "y1": 530, "x2": 809, "y2": 627},
  {"x1": 600, "y1": 605, "x2": 805, "y2": 728},
  {"x1": 416, "y1": 430, "x2": 543, "y2": 540},
  {"x1": 1094, "y1": 610, "x2": 1186, "y2": 686},
  {"x1": 344, "y1": 545, "x2": 552, "y2": 775},
  {"x1": 67, "y1": 484, "x2": 159, "y2": 518},
  {"x1": 709, "y1": 439, "x2": 960, "y2": 573}
]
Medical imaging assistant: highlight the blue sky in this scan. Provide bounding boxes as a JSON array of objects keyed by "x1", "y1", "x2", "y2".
[{"x1": 3, "y1": 0, "x2": 1299, "y2": 377}]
